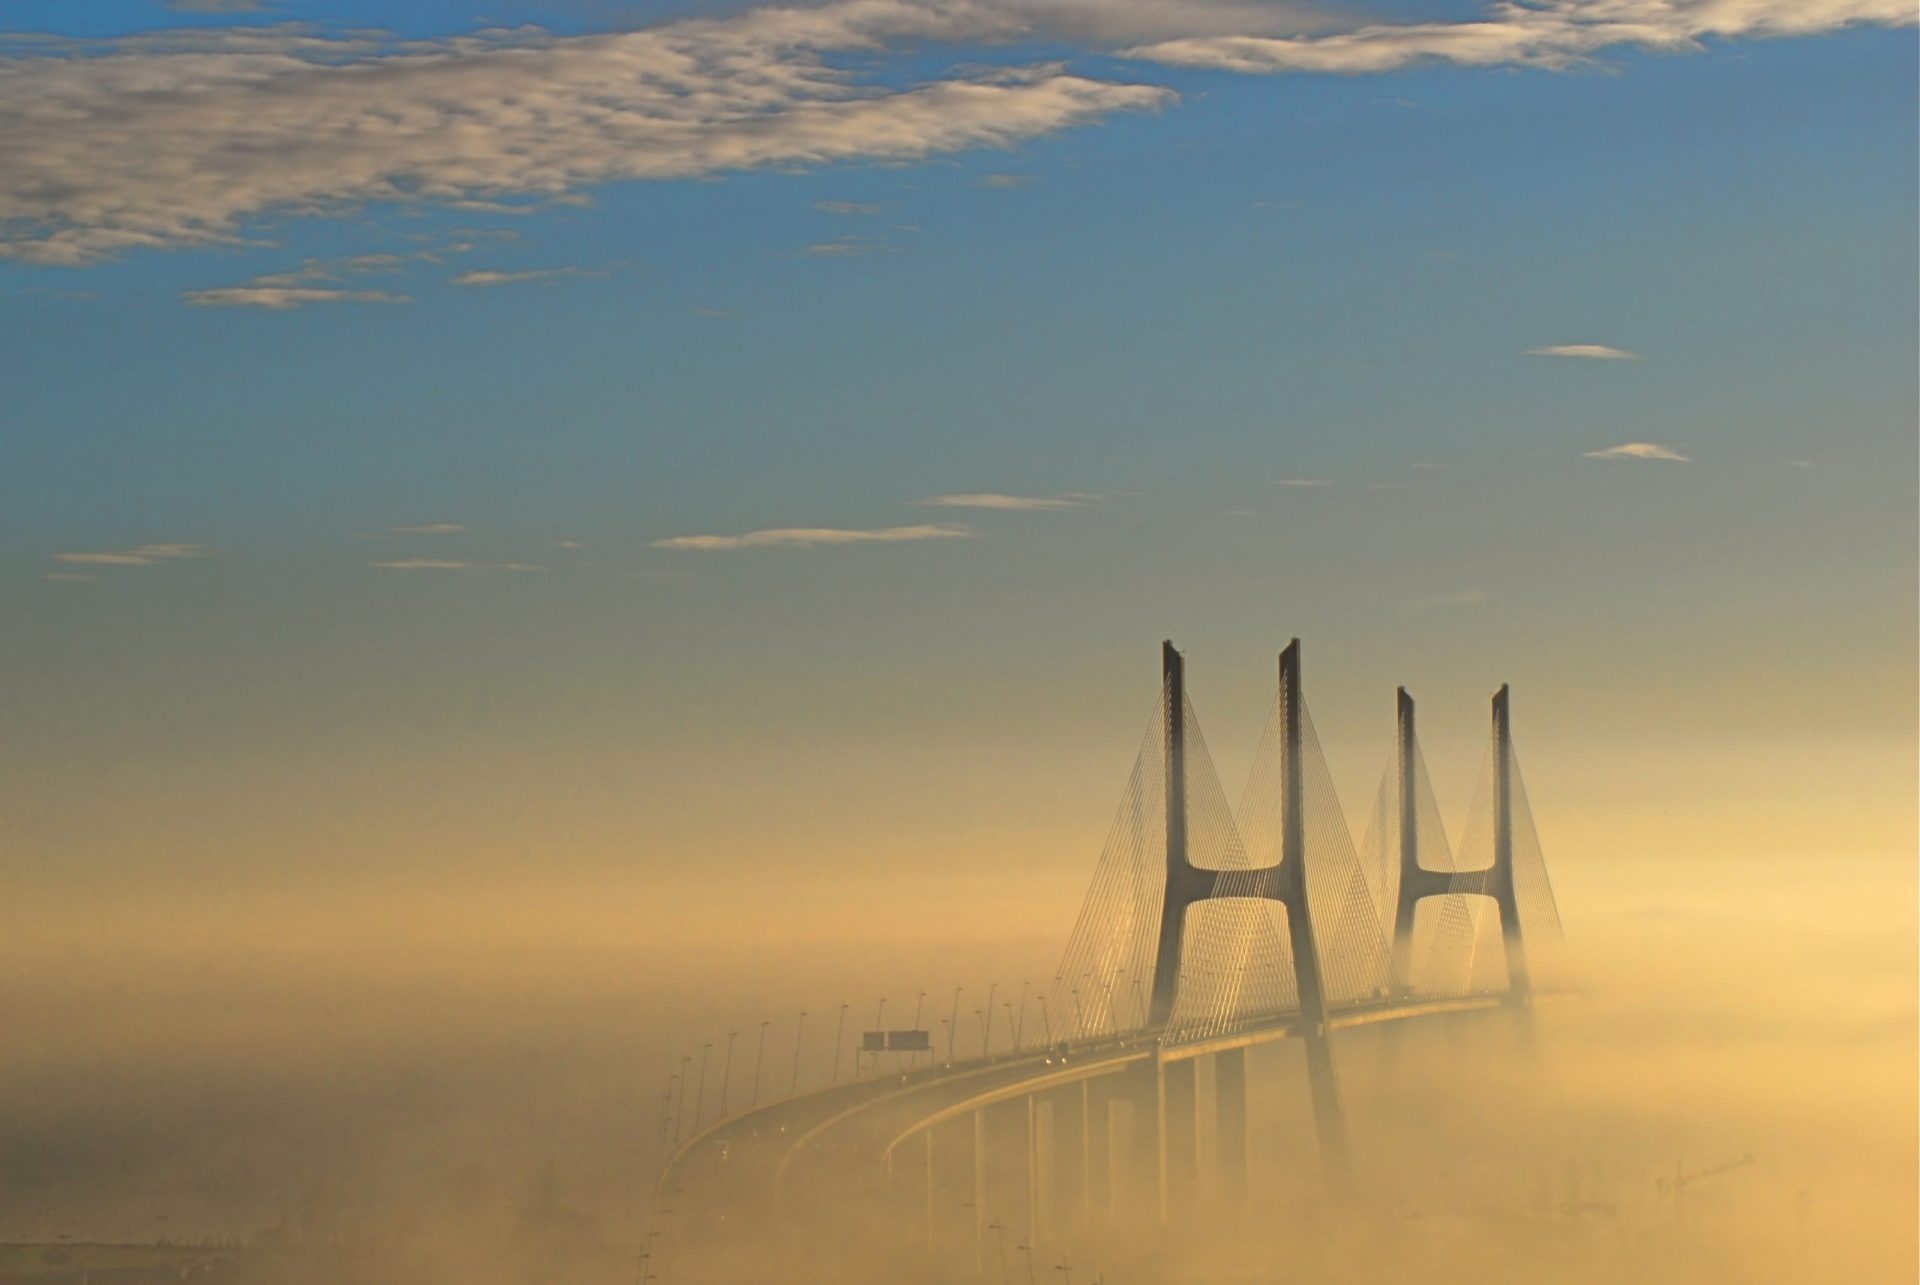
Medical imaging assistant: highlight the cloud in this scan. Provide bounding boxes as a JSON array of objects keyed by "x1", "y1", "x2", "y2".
[
  {"x1": 1123, "y1": 0, "x2": 1913, "y2": 74},
  {"x1": 449, "y1": 266, "x2": 602, "y2": 287},
  {"x1": 1274, "y1": 477, "x2": 1332, "y2": 487},
  {"x1": 978, "y1": 173, "x2": 1036, "y2": 188},
  {"x1": 651, "y1": 523, "x2": 973, "y2": 550},
  {"x1": 0, "y1": 4, "x2": 1172, "y2": 265},
  {"x1": 801, "y1": 236, "x2": 894, "y2": 258},
  {"x1": 43, "y1": 572, "x2": 98, "y2": 582},
  {"x1": 166, "y1": 0, "x2": 274, "y2": 11},
  {"x1": 389, "y1": 523, "x2": 466, "y2": 535},
  {"x1": 372, "y1": 558, "x2": 543, "y2": 571},
  {"x1": 54, "y1": 542, "x2": 211, "y2": 566},
  {"x1": 1527, "y1": 343, "x2": 1641, "y2": 360},
  {"x1": 183, "y1": 286, "x2": 410, "y2": 310},
  {"x1": 816, "y1": 200, "x2": 882, "y2": 215},
  {"x1": 914, "y1": 492, "x2": 1091, "y2": 510},
  {"x1": 180, "y1": 242, "x2": 479, "y2": 305},
  {"x1": 1584, "y1": 441, "x2": 1691, "y2": 462}
]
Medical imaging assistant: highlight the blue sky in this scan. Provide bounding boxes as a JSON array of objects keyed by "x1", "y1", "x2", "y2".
[{"x1": 0, "y1": 0, "x2": 1913, "y2": 903}]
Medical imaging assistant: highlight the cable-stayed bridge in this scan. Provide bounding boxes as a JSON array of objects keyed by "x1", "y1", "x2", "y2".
[{"x1": 649, "y1": 640, "x2": 1566, "y2": 1280}]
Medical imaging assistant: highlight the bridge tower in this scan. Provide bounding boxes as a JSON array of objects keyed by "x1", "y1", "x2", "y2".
[
  {"x1": 1388, "y1": 685, "x2": 1533, "y2": 1010},
  {"x1": 1144, "y1": 640, "x2": 1349, "y2": 1173}
]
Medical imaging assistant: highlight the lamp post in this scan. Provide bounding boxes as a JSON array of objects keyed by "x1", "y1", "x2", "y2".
[
  {"x1": 692, "y1": 1041, "x2": 711, "y2": 1132},
  {"x1": 830, "y1": 1003, "x2": 848, "y2": 1085},
  {"x1": 718, "y1": 1030, "x2": 737, "y2": 1116},
  {"x1": 790, "y1": 1010, "x2": 807, "y2": 1096},
  {"x1": 750, "y1": 1020, "x2": 769, "y2": 1108}
]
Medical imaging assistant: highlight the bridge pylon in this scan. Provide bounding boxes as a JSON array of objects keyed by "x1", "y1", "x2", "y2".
[
  {"x1": 1143, "y1": 640, "x2": 1350, "y2": 1178},
  {"x1": 1388, "y1": 684, "x2": 1534, "y2": 1014}
]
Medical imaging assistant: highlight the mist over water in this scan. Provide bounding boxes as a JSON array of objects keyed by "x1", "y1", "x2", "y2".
[{"x1": 2, "y1": 851, "x2": 1910, "y2": 1284}]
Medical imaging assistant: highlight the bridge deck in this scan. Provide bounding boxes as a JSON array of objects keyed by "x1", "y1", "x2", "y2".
[{"x1": 655, "y1": 990, "x2": 1519, "y2": 1269}]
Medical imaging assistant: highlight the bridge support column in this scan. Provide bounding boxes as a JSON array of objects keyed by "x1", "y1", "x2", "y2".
[
  {"x1": 1160, "y1": 1055, "x2": 1198, "y2": 1223},
  {"x1": 1031, "y1": 1095, "x2": 1054, "y2": 1244},
  {"x1": 927, "y1": 1115, "x2": 979, "y2": 1267},
  {"x1": 974, "y1": 1110, "x2": 990, "y2": 1274},
  {"x1": 981, "y1": 1097, "x2": 1033, "y2": 1249},
  {"x1": 1119, "y1": 1060, "x2": 1160, "y2": 1226},
  {"x1": 1046, "y1": 1083, "x2": 1088, "y2": 1240},
  {"x1": 1086, "y1": 1077, "x2": 1116, "y2": 1224},
  {"x1": 1213, "y1": 1047, "x2": 1248, "y2": 1217}
]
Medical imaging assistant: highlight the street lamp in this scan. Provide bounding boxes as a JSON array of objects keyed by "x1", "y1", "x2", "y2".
[
  {"x1": 692, "y1": 1041, "x2": 711, "y2": 1132},
  {"x1": 750, "y1": 1019, "x2": 769, "y2": 1108},
  {"x1": 830, "y1": 1002, "x2": 848, "y2": 1085}
]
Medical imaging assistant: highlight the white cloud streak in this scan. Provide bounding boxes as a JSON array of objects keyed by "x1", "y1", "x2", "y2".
[
  {"x1": 1584, "y1": 441, "x2": 1691, "y2": 461},
  {"x1": 0, "y1": 2, "x2": 1172, "y2": 264},
  {"x1": 1528, "y1": 342, "x2": 1642, "y2": 359},
  {"x1": 449, "y1": 267, "x2": 601, "y2": 287},
  {"x1": 183, "y1": 286, "x2": 410, "y2": 309},
  {"x1": 389, "y1": 523, "x2": 466, "y2": 535},
  {"x1": 372, "y1": 558, "x2": 544, "y2": 571},
  {"x1": 1124, "y1": 0, "x2": 1913, "y2": 74},
  {"x1": 652, "y1": 523, "x2": 973, "y2": 550},
  {"x1": 54, "y1": 542, "x2": 212, "y2": 566},
  {"x1": 915, "y1": 492, "x2": 1091, "y2": 510},
  {"x1": 802, "y1": 236, "x2": 895, "y2": 258}
]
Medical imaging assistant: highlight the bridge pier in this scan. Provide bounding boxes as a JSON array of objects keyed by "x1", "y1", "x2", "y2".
[
  {"x1": 980, "y1": 1097, "x2": 1033, "y2": 1252},
  {"x1": 1045, "y1": 1082, "x2": 1089, "y2": 1240},
  {"x1": 1031, "y1": 1094, "x2": 1055, "y2": 1244},
  {"x1": 1085, "y1": 1076, "x2": 1116, "y2": 1224},
  {"x1": 925, "y1": 1115, "x2": 979, "y2": 1268},
  {"x1": 1213, "y1": 1047, "x2": 1249, "y2": 1217},
  {"x1": 1160, "y1": 1055, "x2": 1199, "y2": 1222},
  {"x1": 1119, "y1": 1059, "x2": 1160, "y2": 1225}
]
